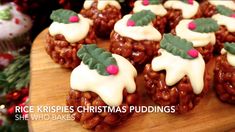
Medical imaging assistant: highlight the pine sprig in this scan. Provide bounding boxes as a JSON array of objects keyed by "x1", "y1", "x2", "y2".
[
  {"x1": 190, "y1": 18, "x2": 219, "y2": 33},
  {"x1": 77, "y1": 44, "x2": 117, "y2": 76},
  {"x1": 0, "y1": 55, "x2": 30, "y2": 95},
  {"x1": 216, "y1": 5, "x2": 235, "y2": 16},
  {"x1": 160, "y1": 34, "x2": 197, "y2": 59},
  {"x1": 50, "y1": 9, "x2": 78, "y2": 24},
  {"x1": 224, "y1": 42, "x2": 235, "y2": 55},
  {"x1": 128, "y1": 10, "x2": 155, "y2": 26}
]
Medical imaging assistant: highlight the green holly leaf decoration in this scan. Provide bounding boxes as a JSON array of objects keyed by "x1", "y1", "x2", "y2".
[
  {"x1": 149, "y1": 0, "x2": 163, "y2": 5},
  {"x1": 224, "y1": 42, "x2": 235, "y2": 55},
  {"x1": 216, "y1": 5, "x2": 235, "y2": 17},
  {"x1": 189, "y1": 18, "x2": 219, "y2": 33},
  {"x1": 160, "y1": 34, "x2": 199, "y2": 59},
  {"x1": 50, "y1": 9, "x2": 78, "y2": 24},
  {"x1": 142, "y1": 0, "x2": 163, "y2": 5},
  {"x1": 0, "y1": 6, "x2": 12, "y2": 20},
  {"x1": 127, "y1": 10, "x2": 155, "y2": 26},
  {"x1": 77, "y1": 44, "x2": 118, "y2": 76}
]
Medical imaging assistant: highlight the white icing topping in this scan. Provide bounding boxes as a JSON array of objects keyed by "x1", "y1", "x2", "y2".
[
  {"x1": 164, "y1": 0, "x2": 199, "y2": 18},
  {"x1": 175, "y1": 19, "x2": 216, "y2": 47},
  {"x1": 48, "y1": 14, "x2": 93, "y2": 43},
  {"x1": 114, "y1": 14, "x2": 161, "y2": 41},
  {"x1": 151, "y1": 49, "x2": 205, "y2": 94},
  {"x1": 0, "y1": 2, "x2": 32, "y2": 39},
  {"x1": 221, "y1": 48, "x2": 235, "y2": 67},
  {"x1": 212, "y1": 14, "x2": 235, "y2": 32},
  {"x1": 70, "y1": 54, "x2": 137, "y2": 106},
  {"x1": 83, "y1": 0, "x2": 121, "y2": 10},
  {"x1": 209, "y1": 0, "x2": 235, "y2": 10},
  {"x1": 133, "y1": 0, "x2": 167, "y2": 16}
]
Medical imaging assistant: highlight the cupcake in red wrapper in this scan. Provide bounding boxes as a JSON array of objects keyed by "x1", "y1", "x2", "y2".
[
  {"x1": 200, "y1": 0, "x2": 235, "y2": 18},
  {"x1": 0, "y1": 2, "x2": 32, "y2": 53},
  {"x1": 110, "y1": 10, "x2": 162, "y2": 71},
  {"x1": 211, "y1": 5, "x2": 235, "y2": 54},
  {"x1": 132, "y1": 0, "x2": 167, "y2": 34},
  {"x1": 67, "y1": 44, "x2": 138, "y2": 131},
  {"x1": 214, "y1": 42, "x2": 235, "y2": 104},
  {"x1": 163, "y1": 0, "x2": 202, "y2": 31},
  {"x1": 172, "y1": 18, "x2": 219, "y2": 62},
  {"x1": 144, "y1": 34, "x2": 211, "y2": 113},
  {"x1": 80, "y1": 0, "x2": 122, "y2": 38},
  {"x1": 45, "y1": 9, "x2": 96, "y2": 69}
]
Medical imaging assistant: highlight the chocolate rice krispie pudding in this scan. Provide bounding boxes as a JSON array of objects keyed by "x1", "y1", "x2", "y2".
[
  {"x1": 211, "y1": 4, "x2": 235, "y2": 54},
  {"x1": 132, "y1": 0, "x2": 167, "y2": 34},
  {"x1": 144, "y1": 34, "x2": 211, "y2": 113},
  {"x1": 164, "y1": 0, "x2": 203, "y2": 31},
  {"x1": 80, "y1": 0, "x2": 122, "y2": 38},
  {"x1": 200, "y1": 0, "x2": 235, "y2": 17},
  {"x1": 172, "y1": 18, "x2": 219, "y2": 62},
  {"x1": 46, "y1": 9, "x2": 96, "y2": 69},
  {"x1": 110, "y1": 10, "x2": 162, "y2": 70},
  {"x1": 214, "y1": 43, "x2": 235, "y2": 104},
  {"x1": 67, "y1": 44, "x2": 139, "y2": 131}
]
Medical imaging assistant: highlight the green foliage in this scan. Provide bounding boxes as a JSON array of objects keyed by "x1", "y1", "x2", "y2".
[
  {"x1": 129, "y1": 10, "x2": 155, "y2": 26},
  {"x1": 77, "y1": 44, "x2": 117, "y2": 76},
  {"x1": 0, "y1": 55, "x2": 30, "y2": 95},
  {"x1": 192, "y1": 18, "x2": 219, "y2": 33},
  {"x1": 160, "y1": 34, "x2": 195, "y2": 59},
  {"x1": 224, "y1": 42, "x2": 235, "y2": 55},
  {"x1": 50, "y1": 9, "x2": 77, "y2": 24}
]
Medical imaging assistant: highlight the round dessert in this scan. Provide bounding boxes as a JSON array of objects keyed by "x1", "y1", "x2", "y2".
[
  {"x1": 80, "y1": 0, "x2": 122, "y2": 38},
  {"x1": 66, "y1": 44, "x2": 138, "y2": 131},
  {"x1": 0, "y1": 2, "x2": 32, "y2": 53},
  {"x1": 163, "y1": 0, "x2": 202, "y2": 31},
  {"x1": 46, "y1": 9, "x2": 96, "y2": 69},
  {"x1": 132, "y1": 0, "x2": 167, "y2": 34},
  {"x1": 200, "y1": 0, "x2": 235, "y2": 17},
  {"x1": 172, "y1": 18, "x2": 219, "y2": 62},
  {"x1": 144, "y1": 34, "x2": 211, "y2": 113},
  {"x1": 110, "y1": 10, "x2": 162, "y2": 70},
  {"x1": 214, "y1": 42, "x2": 235, "y2": 104},
  {"x1": 211, "y1": 5, "x2": 235, "y2": 54}
]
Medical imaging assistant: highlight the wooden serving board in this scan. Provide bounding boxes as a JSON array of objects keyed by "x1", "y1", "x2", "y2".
[{"x1": 29, "y1": 29, "x2": 235, "y2": 132}]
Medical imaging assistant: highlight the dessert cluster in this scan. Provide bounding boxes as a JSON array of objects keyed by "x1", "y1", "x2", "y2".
[
  {"x1": 44, "y1": 0, "x2": 235, "y2": 131},
  {"x1": 0, "y1": 2, "x2": 32, "y2": 53}
]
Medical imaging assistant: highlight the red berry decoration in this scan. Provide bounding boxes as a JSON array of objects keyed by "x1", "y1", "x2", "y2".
[
  {"x1": 230, "y1": 14, "x2": 235, "y2": 18},
  {"x1": 12, "y1": 92, "x2": 20, "y2": 100},
  {"x1": 69, "y1": 16, "x2": 79, "y2": 23},
  {"x1": 187, "y1": 49, "x2": 199, "y2": 58},
  {"x1": 188, "y1": 21, "x2": 196, "y2": 30},
  {"x1": 22, "y1": 96, "x2": 29, "y2": 103},
  {"x1": 7, "y1": 105, "x2": 15, "y2": 115},
  {"x1": 106, "y1": 65, "x2": 119, "y2": 75},
  {"x1": 127, "y1": 19, "x2": 135, "y2": 26},
  {"x1": 188, "y1": 0, "x2": 194, "y2": 5},
  {"x1": 21, "y1": 87, "x2": 29, "y2": 95},
  {"x1": 142, "y1": 0, "x2": 149, "y2": 6}
]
